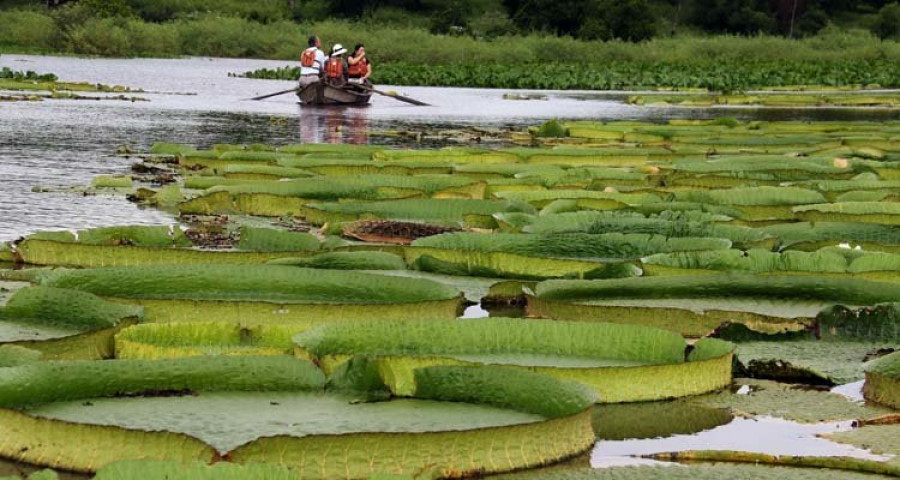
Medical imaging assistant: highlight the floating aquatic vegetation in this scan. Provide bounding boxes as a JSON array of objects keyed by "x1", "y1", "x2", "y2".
[
  {"x1": 28, "y1": 264, "x2": 464, "y2": 325},
  {"x1": 691, "y1": 379, "x2": 893, "y2": 423},
  {"x1": 736, "y1": 341, "x2": 897, "y2": 385},
  {"x1": 643, "y1": 451, "x2": 900, "y2": 478},
  {"x1": 0, "y1": 287, "x2": 142, "y2": 360},
  {"x1": 720, "y1": 299, "x2": 900, "y2": 387},
  {"x1": 267, "y1": 251, "x2": 407, "y2": 270},
  {"x1": 407, "y1": 232, "x2": 727, "y2": 279},
  {"x1": 303, "y1": 198, "x2": 532, "y2": 227},
  {"x1": 627, "y1": 92, "x2": 900, "y2": 108},
  {"x1": 115, "y1": 322, "x2": 294, "y2": 359},
  {"x1": 591, "y1": 401, "x2": 733, "y2": 440},
  {"x1": 495, "y1": 463, "x2": 898, "y2": 480},
  {"x1": 641, "y1": 248, "x2": 858, "y2": 276},
  {"x1": 795, "y1": 202, "x2": 900, "y2": 225},
  {"x1": 529, "y1": 275, "x2": 900, "y2": 337},
  {"x1": 0, "y1": 358, "x2": 595, "y2": 476},
  {"x1": 95, "y1": 461, "x2": 296, "y2": 480},
  {"x1": 864, "y1": 351, "x2": 900, "y2": 409},
  {"x1": 294, "y1": 318, "x2": 734, "y2": 403},
  {"x1": 19, "y1": 118, "x2": 900, "y2": 479},
  {"x1": 341, "y1": 220, "x2": 460, "y2": 245},
  {"x1": 235, "y1": 227, "x2": 322, "y2": 252},
  {"x1": 826, "y1": 423, "x2": 900, "y2": 459},
  {"x1": 763, "y1": 222, "x2": 900, "y2": 252}
]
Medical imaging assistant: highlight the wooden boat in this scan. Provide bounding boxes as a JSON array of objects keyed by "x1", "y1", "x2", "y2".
[{"x1": 297, "y1": 80, "x2": 372, "y2": 105}]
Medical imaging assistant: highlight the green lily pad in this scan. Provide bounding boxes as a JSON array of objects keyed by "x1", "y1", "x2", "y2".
[
  {"x1": 690, "y1": 379, "x2": 893, "y2": 423},
  {"x1": 495, "y1": 464, "x2": 896, "y2": 479},
  {"x1": 826, "y1": 424, "x2": 900, "y2": 457},
  {"x1": 736, "y1": 341, "x2": 898, "y2": 385}
]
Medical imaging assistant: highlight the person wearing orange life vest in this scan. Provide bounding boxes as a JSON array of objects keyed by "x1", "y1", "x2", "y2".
[
  {"x1": 324, "y1": 44, "x2": 348, "y2": 86},
  {"x1": 299, "y1": 35, "x2": 325, "y2": 89},
  {"x1": 347, "y1": 43, "x2": 372, "y2": 85}
]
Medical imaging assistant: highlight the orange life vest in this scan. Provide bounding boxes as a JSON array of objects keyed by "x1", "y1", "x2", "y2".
[
  {"x1": 325, "y1": 57, "x2": 344, "y2": 79},
  {"x1": 300, "y1": 48, "x2": 317, "y2": 68},
  {"x1": 347, "y1": 57, "x2": 368, "y2": 78}
]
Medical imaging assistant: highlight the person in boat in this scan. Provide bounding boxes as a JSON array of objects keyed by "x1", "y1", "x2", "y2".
[
  {"x1": 347, "y1": 44, "x2": 372, "y2": 85},
  {"x1": 324, "y1": 44, "x2": 348, "y2": 86},
  {"x1": 299, "y1": 35, "x2": 325, "y2": 89}
]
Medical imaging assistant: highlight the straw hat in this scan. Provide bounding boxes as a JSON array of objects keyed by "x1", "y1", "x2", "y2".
[{"x1": 331, "y1": 44, "x2": 347, "y2": 56}]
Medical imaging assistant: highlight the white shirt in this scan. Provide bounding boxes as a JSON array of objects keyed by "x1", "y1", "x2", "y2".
[{"x1": 300, "y1": 48, "x2": 326, "y2": 76}]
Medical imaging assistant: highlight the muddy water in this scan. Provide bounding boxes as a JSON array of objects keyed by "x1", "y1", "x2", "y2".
[{"x1": 5, "y1": 54, "x2": 900, "y2": 241}]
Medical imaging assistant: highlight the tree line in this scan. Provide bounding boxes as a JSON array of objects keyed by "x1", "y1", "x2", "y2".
[{"x1": 15, "y1": 0, "x2": 900, "y2": 41}]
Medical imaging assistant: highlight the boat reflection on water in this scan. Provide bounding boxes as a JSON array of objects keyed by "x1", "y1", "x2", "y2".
[{"x1": 298, "y1": 106, "x2": 370, "y2": 145}]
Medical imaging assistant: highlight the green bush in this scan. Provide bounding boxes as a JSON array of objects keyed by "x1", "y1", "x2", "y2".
[
  {"x1": 124, "y1": 0, "x2": 290, "y2": 23},
  {"x1": 124, "y1": 19, "x2": 180, "y2": 56},
  {"x1": 874, "y1": 2, "x2": 900, "y2": 40},
  {"x1": 536, "y1": 119, "x2": 567, "y2": 138},
  {"x1": 0, "y1": 10, "x2": 56, "y2": 50},
  {"x1": 176, "y1": 15, "x2": 279, "y2": 58},
  {"x1": 68, "y1": 18, "x2": 133, "y2": 56}
]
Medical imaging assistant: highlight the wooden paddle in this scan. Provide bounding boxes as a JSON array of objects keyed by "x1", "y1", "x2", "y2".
[
  {"x1": 248, "y1": 87, "x2": 299, "y2": 101},
  {"x1": 358, "y1": 85, "x2": 430, "y2": 106}
]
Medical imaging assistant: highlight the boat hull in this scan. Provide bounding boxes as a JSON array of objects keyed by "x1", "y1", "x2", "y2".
[{"x1": 298, "y1": 81, "x2": 372, "y2": 105}]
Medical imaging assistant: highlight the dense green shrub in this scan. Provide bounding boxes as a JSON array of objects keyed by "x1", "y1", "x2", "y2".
[
  {"x1": 124, "y1": 0, "x2": 291, "y2": 23},
  {"x1": 68, "y1": 18, "x2": 133, "y2": 56},
  {"x1": 0, "y1": 9, "x2": 55, "y2": 50},
  {"x1": 874, "y1": 2, "x2": 900, "y2": 40},
  {"x1": 124, "y1": 18, "x2": 179, "y2": 56},
  {"x1": 0, "y1": 67, "x2": 57, "y2": 82}
]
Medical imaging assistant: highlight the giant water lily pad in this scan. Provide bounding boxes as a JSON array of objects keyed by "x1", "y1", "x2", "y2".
[
  {"x1": 408, "y1": 232, "x2": 727, "y2": 279},
  {"x1": 495, "y1": 464, "x2": 897, "y2": 479},
  {"x1": 29, "y1": 265, "x2": 464, "y2": 325},
  {"x1": 529, "y1": 275, "x2": 900, "y2": 337},
  {"x1": 727, "y1": 303, "x2": 900, "y2": 385},
  {"x1": 95, "y1": 461, "x2": 295, "y2": 480},
  {"x1": 0, "y1": 287, "x2": 142, "y2": 360},
  {"x1": 591, "y1": 401, "x2": 733, "y2": 440},
  {"x1": 13, "y1": 225, "x2": 335, "y2": 267},
  {"x1": 826, "y1": 424, "x2": 900, "y2": 458},
  {"x1": 0, "y1": 357, "x2": 595, "y2": 477},
  {"x1": 690, "y1": 379, "x2": 893, "y2": 423},
  {"x1": 735, "y1": 341, "x2": 897, "y2": 385},
  {"x1": 115, "y1": 322, "x2": 293, "y2": 359},
  {"x1": 864, "y1": 351, "x2": 900, "y2": 409},
  {"x1": 294, "y1": 318, "x2": 733, "y2": 403}
]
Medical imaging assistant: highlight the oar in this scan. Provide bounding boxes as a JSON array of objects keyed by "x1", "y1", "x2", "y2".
[
  {"x1": 360, "y1": 85, "x2": 429, "y2": 106},
  {"x1": 248, "y1": 87, "x2": 299, "y2": 101}
]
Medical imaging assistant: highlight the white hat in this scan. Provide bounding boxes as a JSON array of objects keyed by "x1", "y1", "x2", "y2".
[{"x1": 331, "y1": 44, "x2": 347, "y2": 56}]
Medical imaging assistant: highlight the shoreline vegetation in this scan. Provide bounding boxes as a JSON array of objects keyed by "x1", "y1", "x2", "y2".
[
  {"x1": 3, "y1": 2, "x2": 900, "y2": 90},
  {"x1": 234, "y1": 59, "x2": 900, "y2": 91}
]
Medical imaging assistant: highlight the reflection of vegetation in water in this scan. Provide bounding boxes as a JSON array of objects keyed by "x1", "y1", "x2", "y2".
[{"x1": 591, "y1": 401, "x2": 732, "y2": 440}]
